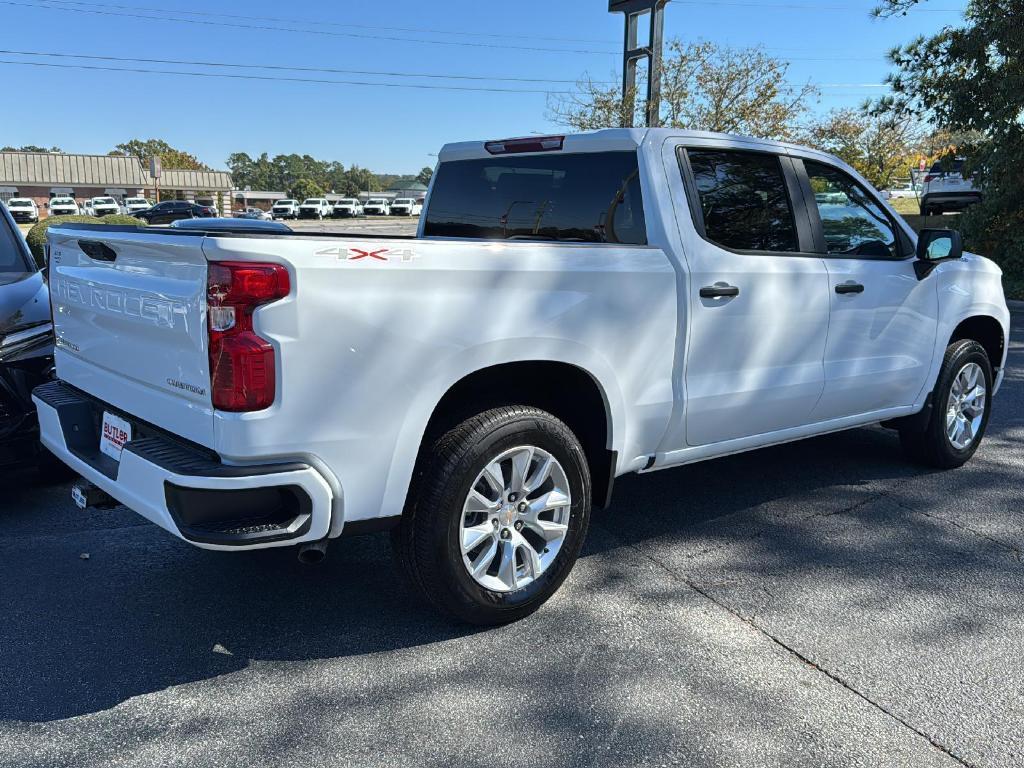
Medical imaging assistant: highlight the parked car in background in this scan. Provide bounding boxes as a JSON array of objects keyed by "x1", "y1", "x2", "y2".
[
  {"x1": 81, "y1": 200, "x2": 95, "y2": 216},
  {"x1": 48, "y1": 197, "x2": 80, "y2": 217},
  {"x1": 235, "y1": 207, "x2": 272, "y2": 221},
  {"x1": 920, "y1": 158, "x2": 981, "y2": 215},
  {"x1": 123, "y1": 197, "x2": 152, "y2": 215},
  {"x1": 35, "y1": 129, "x2": 1009, "y2": 625},
  {"x1": 271, "y1": 199, "x2": 300, "y2": 220},
  {"x1": 90, "y1": 197, "x2": 121, "y2": 217},
  {"x1": 299, "y1": 198, "x2": 332, "y2": 220},
  {"x1": 884, "y1": 181, "x2": 917, "y2": 200},
  {"x1": 390, "y1": 198, "x2": 423, "y2": 216},
  {"x1": 132, "y1": 200, "x2": 216, "y2": 225},
  {"x1": 0, "y1": 201, "x2": 61, "y2": 476},
  {"x1": 332, "y1": 198, "x2": 363, "y2": 218},
  {"x1": 5, "y1": 199, "x2": 39, "y2": 223},
  {"x1": 363, "y1": 197, "x2": 391, "y2": 215}
]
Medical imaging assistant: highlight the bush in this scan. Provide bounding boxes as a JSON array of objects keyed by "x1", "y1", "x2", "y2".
[{"x1": 25, "y1": 214, "x2": 144, "y2": 269}]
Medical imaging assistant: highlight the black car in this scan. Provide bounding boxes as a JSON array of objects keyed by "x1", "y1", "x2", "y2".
[
  {"x1": 132, "y1": 200, "x2": 217, "y2": 225},
  {"x1": 0, "y1": 202, "x2": 62, "y2": 474}
]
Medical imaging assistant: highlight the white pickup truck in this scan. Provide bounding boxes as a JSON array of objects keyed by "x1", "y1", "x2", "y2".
[{"x1": 35, "y1": 129, "x2": 1010, "y2": 625}]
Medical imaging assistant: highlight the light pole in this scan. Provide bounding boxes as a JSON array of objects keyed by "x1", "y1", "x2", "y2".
[{"x1": 608, "y1": 0, "x2": 670, "y2": 128}]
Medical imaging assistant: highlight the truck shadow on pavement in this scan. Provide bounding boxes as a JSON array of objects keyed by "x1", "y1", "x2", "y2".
[{"x1": 1, "y1": 324, "x2": 1019, "y2": 725}]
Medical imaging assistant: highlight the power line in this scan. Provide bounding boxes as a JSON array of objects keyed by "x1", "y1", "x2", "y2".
[
  {"x1": 0, "y1": 49, "x2": 894, "y2": 90},
  {"x1": 0, "y1": 48, "x2": 599, "y2": 84},
  {"x1": 0, "y1": 58, "x2": 572, "y2": 93},
  {"x1": 0, "y1": 0, "x2": 619, "y2": 56}
]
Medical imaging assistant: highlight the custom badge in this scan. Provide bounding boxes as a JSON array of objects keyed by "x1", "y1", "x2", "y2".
[{"x1": 314, "y1": 246, "x2": 420, "y2": 263}]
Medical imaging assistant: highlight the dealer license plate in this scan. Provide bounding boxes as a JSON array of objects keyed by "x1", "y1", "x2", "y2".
[{"x1": 100, "y1": 411, "x2": 132, "y2": 461}]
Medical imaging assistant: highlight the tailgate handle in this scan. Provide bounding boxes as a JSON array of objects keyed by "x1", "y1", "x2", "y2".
[{"x1": 79, "y1": 239, "x2": 117, "y2": 262}]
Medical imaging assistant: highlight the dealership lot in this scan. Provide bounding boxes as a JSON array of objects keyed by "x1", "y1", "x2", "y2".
[{"x1": 0, "y1": 312, "x2": 1020, "y2": 767}]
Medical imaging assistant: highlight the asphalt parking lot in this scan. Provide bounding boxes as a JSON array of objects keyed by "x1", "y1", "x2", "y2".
[{"x1": 0, "y1": 311, "x2": 1021, "y2": 768}]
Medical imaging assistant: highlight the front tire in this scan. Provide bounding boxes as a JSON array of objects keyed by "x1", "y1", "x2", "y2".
[
  {"x1": 899, "y1": 339, "x2": 992, "y2": 468},
  {"x1": 392, "y1": 406, "x2": 591, "y2": 625}
]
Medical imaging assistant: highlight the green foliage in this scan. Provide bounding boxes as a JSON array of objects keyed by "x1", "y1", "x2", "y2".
[
  {"x1": 1, "y1": 144, "x2": 63, "y2": 153},
  {"x1": 549, "y1": 40, "x2": 818, "y2": 140},
  {"x1": 290, "y1": 178, "x2": 325, "y2": 201},
  {"x1": 872, "y1": 0, "x2": 1024, "y2": 297},
  {"x1": 110, "y1": 139, "x2": 210, "y2": 171},
  {"x1": 801, "y1": 108, "x2": 922, "y2": 189},
  {"x1": 416, "y1": 166, "x2": 434, "y2": 186},
  {"x1": 226, "y1": 153, "x2": 388, "y2": 197},
  {"x1": 25, "y1": 215, "x2": 144, "y2": 269}
]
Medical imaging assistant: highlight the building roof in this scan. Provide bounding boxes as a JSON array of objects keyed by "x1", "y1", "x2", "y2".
[
  {"x1": 0, "y1": 151, "x2": 233, "y2": 190},
  {"x1": 386, "y1": 179, "x2": 428, "y2": 192},
  {"x1": 232, "y1": 190, "x2": 287, "y2": 198}
]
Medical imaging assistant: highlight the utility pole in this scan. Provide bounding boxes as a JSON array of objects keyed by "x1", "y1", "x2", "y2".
[{"x1": 609, "y1": 0, "x2": 670, "y2": 128}]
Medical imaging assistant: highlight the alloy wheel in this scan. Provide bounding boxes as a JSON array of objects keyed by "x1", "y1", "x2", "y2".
[
  {"x1": 946, "y1": 362, "x2": 986, "y2": 450},
  {"x1": 459, "y1": 445, "x2": 571, "y2": 593}
]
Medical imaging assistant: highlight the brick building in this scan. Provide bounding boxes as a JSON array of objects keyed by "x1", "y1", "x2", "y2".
[{"x1": 0, "y1": 151, "x2": 233, "y2": 218}]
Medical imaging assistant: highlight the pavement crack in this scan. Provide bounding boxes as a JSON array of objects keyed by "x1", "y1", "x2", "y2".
[
  {"x1": 599, "y1": 521, "x2": 980, "y2": 768},
  {"x1": 897, "y1": 500, "x2": 1023, "y2": 561}
]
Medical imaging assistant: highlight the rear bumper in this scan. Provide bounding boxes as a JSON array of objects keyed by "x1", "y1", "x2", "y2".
[
  {"x1": 32, "y1": 381, "x2": 334, "y2": 550},
  {"x1": 922, "y1": 192, "x2": 982, "y2": 207}
]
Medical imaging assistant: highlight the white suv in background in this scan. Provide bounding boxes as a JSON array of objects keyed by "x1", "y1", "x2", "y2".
[
  {"x1": 920, "y1": 158, "x2": 982, "y2": 216},
  {"x1": 5, "y1": 198, "x2": 39, "y2": 223},
  {"x1": 49, "y1": 197, "x2": 80, "y2": 217},
  {"x1": 89, "y1": 197, "x2": 121, "y2": 217},
  {"x1": 271, "y1": 200, "x2": 300, "y2": 220},
  {"x1": 390, "y1": 198, "x2": 423, "y2": 216},
  {"x1": 298, "y1": 198, "x2": 332, "y2": 220},
  {"x1": 332, "y1": 198, "x2": 363, "y2": 218},
  {"x1": 124, "y1": 197, "x2": 152, "y2": 214},
  {"x1": 363, "y1": 197, "x2": 391, "y2": 215}
]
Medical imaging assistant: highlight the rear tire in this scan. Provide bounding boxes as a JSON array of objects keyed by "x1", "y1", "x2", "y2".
[
  {"x1": 899, "y1": 339, "x2": 992, "y2": 469},
  {"x1": 391, "y1": 406, "x2": 591, "y2": 625}
]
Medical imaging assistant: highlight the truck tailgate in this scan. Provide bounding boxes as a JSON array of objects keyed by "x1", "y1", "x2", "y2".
[{"x1": 48, "y1": 227, "x2": 215, "y2": 447}]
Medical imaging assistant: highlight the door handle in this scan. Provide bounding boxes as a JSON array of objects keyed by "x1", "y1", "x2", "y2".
[
  {"x1": 835, "y1": 282, "x2": 865, "y2": 295},
  {"x1": 699, "y1": 283, "x2": 740, "y2": 299}
]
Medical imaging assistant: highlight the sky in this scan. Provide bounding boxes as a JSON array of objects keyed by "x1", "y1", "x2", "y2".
[{"x1": 0, "y1": 0, "x2": 969, "y2": 174}]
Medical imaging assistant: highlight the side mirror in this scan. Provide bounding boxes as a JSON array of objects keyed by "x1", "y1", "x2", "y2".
[
  {"x1": 916, "y1": 228, "x2": 963, "y2": 261},
  {"x1": 914, "y1": 228, "x2": 963, "y2": 279}
]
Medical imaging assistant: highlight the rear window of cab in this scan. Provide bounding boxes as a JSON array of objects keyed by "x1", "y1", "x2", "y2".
[{"x1": 423, "y1": 151, "x2": 646, "y2": 245}]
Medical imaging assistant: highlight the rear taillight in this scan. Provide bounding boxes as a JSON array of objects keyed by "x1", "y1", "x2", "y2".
[
  {"x1": 207, "y1": 261, "x2": 290, "y2": 412},
  {"x1": 485, "y1": 135, "x2": 564, "y2": 154},
  {"x1": 923, "y1": 174, "x2": 937, "y2": 182}
]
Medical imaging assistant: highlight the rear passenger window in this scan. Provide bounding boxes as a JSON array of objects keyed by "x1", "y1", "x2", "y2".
[
  {"x1": 685, "y1": 149, "x2": 798, "y2": 253},
  {"x1": 423, "y1": 151, "x2": 646, "y2": 244}
]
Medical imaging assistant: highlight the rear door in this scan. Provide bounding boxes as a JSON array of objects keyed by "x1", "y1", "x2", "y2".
[
  {"x1": 48, "y1": 225, "x2": 215, "y2": 446},
  {"x1": 796, "y1": 157, "x2": 938, "y2": 420},
  {"x1": 673, "y1": 144, "x2": 831, "y2": 446}
]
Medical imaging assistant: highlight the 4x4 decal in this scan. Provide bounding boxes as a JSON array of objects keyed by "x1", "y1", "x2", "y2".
[{"x1": 315, "y1": 246, "x2": 420, "y2": 263}]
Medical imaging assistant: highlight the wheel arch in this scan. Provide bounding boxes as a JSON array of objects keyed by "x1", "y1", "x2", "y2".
[
  {"x1": 949, "y1": 314, "x2": 1005, "y2": 373},
  {"x1": 382, "y1": 351, "x2": 626, "y2": 522}
]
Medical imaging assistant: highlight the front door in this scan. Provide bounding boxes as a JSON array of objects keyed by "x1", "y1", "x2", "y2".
[
  {"x1": 797, "y1": 158, "x2": 939, "y2": 421},
  {"x1": 675, "y1": 146, "x2": 832, "y2": 447}
]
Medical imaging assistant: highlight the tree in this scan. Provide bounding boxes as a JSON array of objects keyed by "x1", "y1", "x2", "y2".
[
  {"x1": 1, "y1": 144, "x2": 62, "y2": 153},
  {"x1": 416, "y1": 166, "x2": 434, "y2": 186},
  {"x1": 111, "y1": 139, "x2": 210, "y2": 171},
  {"x1": 290, "y1": 177, "x2": 325, "y2": 200},
  {"x1": 871, "y1": 0, "x2": 1024, "y2": 297},
  {"x1": 345, "y1": 166, "x2": 377, "y2": 195},
  {"x1": 549, "y1": 41, "x2": 818, "y2": 141},
  {"x1": 802, "y1": 108, "x2": 921, "y2": 189}
]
